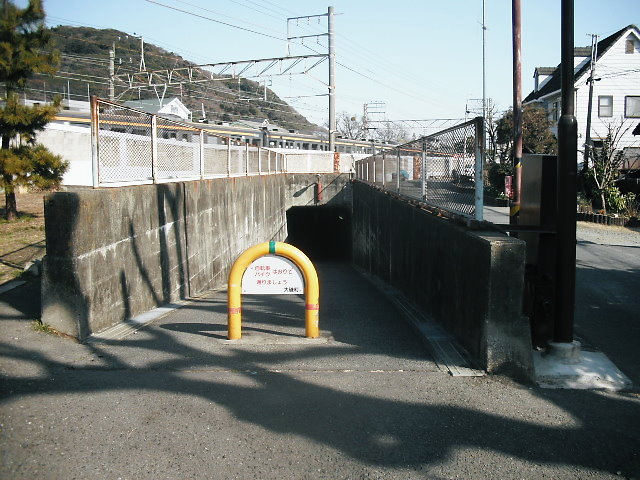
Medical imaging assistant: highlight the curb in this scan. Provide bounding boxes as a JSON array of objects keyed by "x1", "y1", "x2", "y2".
[
  {"x1": 576, "y1": 211, "x2": 639, "y2": 227},
  {"x1": 0, "y1": 280, "x2": 27, "y2": 295}
]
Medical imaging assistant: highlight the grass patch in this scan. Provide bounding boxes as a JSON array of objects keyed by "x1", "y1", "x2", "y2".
[
  {"x1": 0, "y1": 192, "x2": 46, "y2": 285},
  {"x1": 30, "y1": 320, "x2": 79, "y2": 341},
  {"x1": 31, "y1": 320, "x2": 55, "y2": 334}
]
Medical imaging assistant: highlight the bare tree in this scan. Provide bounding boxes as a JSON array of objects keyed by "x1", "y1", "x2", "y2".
[
  {"x1": 587, "y1": 121, "x2": 634, "y2": 214},
  {"x1": 336, "y1": 112, "x2": 365, "y2": 140},
  {"x1": 375, "y1": 120, "x2": 409, "y2": 144},
  {"x1": 483, "y1": 99, "x2": 501, "y2": 164}
]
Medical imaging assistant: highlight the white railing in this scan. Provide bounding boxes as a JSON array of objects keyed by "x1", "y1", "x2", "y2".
[{"x1": 90, "y1": 97, "x2": 340, "y2": 187}]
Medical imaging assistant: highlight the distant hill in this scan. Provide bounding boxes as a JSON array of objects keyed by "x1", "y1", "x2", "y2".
[{"x1": 28, "y1": 26, "x2": 322, "y2": 133}]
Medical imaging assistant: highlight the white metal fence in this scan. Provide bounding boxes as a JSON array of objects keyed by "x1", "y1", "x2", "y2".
[
  {"x1": 90, "y1": 97, "x2": 334, "y2": 187},
  {"x1": 354, "y1": 117, "x2": 485, "y2": 220}
]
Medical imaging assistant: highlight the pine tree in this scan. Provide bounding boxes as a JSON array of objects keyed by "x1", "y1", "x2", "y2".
[{"x1": 0, "y1": 0, "x2": 66, "y2": 220}]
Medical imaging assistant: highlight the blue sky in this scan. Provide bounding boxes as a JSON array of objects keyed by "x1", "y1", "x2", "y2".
[{"x1": 40, "y1": 0, "x2": 640, "y2": 131}]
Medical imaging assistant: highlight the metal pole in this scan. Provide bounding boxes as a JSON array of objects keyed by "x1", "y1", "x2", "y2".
[
  {"x1": 482, "y1": 0, "x2": 487, "y2": 127},
  {"x1": 109, "y1": 45, "x2": 115, "y2": 102},
  {"x1": 90, "y1": 96, "x2": 99, "y2": 187},
  {"x1": 583, "y1": 34, "x2": 598, "y2": 172},
  {"x1": 510, "y1": 0, "x2": 523, "y2": 225},
  {"x1": 151, "y1": 114, "x2": 158, "y2": 183},
  {"x1": 382, "y1": 151, "x2": 386, "y2": 188},
  {"x1": 328, "y1": 6, "x2": 336, "y2": 152},
  {"x1": 474, "y1": 117, "x2": 485, "y2": 221},
  {"x1": 373, "y1": 156, "x2": 376, "y2": 184},
  {"x1": 199, "y1": 130, "x2": 204, "y2": 179},
  {"x1": 554, "y1": 0, "x2": 578, "y2": 343},
  {"x1": 245, "y1": 142, "x2": 249, "y2": 175},
  {"x1": 227, "y1": 138, "x2": 231, "y2": 177},
  {"x1": 421, "y1": 139, "x2": 427, "y2": 201},
  {"x1": 396, "y1": 148, "x2": 401, "y2": 192}
]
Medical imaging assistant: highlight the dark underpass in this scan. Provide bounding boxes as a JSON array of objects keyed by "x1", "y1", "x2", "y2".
[{"x1": 286, "y1": 206, "x2": 352, "y2": 262}]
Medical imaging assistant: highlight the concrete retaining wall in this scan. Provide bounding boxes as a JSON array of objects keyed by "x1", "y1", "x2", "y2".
[
  {"x1": 351, "y1": 181, "x2": 532, "y2": 374},
  {"x1": 42, "y1": 173, "x2": 351, "y2": 339}
]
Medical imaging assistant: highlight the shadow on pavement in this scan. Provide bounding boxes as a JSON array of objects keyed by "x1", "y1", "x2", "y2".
[{"x1": 1, "y1": 263, "x2": 639, "y2": 478}]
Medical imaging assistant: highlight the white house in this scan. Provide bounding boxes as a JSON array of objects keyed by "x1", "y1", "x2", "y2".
[
  {"x1": 524, "y1": 24, "x2": 640, "y2": 170},
  {"x1": 124, "y1": 97, "x2": 192, "y2": 122}
]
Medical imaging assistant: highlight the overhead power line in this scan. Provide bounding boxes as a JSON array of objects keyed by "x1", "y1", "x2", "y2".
[{"x1": 143, "y1": 0, "x2": 286, "y2": 41}]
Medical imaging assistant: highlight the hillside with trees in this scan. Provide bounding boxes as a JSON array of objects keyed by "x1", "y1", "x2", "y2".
[{"x1": 25, "y1": 25, "x2": 321, "y2": 133}]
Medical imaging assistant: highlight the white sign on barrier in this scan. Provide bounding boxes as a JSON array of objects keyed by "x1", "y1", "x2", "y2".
[{"x1": 242, "y1": 255, "x2": 304, "y2": 294}]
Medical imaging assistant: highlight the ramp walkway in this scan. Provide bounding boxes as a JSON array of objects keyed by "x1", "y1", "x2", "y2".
[{"x1": 87, "y1": 263, "x2": 443, "y2": 374}]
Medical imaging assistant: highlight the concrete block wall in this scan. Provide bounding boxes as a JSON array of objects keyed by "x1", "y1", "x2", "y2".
[
  {"x1": 352, "y1": 181, "x2": 532, "y2": 375},
  {"x1": 42, "y1": 173, "x2": 351, "y2": 339}
]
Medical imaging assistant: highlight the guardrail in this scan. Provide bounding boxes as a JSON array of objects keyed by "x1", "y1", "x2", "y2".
[
  {"x1": 90, "y1": 97, "x2": 334, "y2": 187},
  {"x1": 354, "y1": 117, "x2": 484, "y2": 220}
]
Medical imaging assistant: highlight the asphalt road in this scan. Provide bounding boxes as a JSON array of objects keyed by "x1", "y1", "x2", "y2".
[
  {"x1": 483, "y1": 207, "x2": 640, "y2": 383},
  {"x1": 574, "y1": 222, "x2": 640, "y2": 384},
  {"x1": 372, "y1": 179, "x2": 477, "y2": 217},
  {"x1": 2, "y1": 260, "x2": 640, "y2": 479}
]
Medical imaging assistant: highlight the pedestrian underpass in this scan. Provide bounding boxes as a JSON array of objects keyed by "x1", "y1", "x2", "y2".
[{"x1": 42, "y1": 173, "x2": 530, "y2": 375}]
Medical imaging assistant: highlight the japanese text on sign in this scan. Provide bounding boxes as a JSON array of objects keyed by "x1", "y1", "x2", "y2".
[{"x1": 242, "y1": 255, "x2": 304, "y2": 294}]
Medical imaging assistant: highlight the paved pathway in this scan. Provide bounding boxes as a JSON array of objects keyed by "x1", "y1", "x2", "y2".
[{"x1": 2, "y1": 263, "x2": 639, "y2": 479}]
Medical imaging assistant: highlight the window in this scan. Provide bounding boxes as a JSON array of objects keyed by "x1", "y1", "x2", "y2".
[
  {"x1": 625, "y1": 96, "x2": 640, "y2": 118},
  {"x1": 598, "y1": 96, "x2": 613, "y2": 117},
  {"x1": 626, "y1": 36, "x2": 636, "y2": 54},
  {"x1": 550, "y1": 101, "x2": 559, "y2": 121}
]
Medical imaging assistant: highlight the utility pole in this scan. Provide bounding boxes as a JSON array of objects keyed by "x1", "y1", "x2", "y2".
[
  {"x1": 554, "y1": 0, "x2": 578, "y2": 344},
  {"x1": 287, "y1": 7, "x2": 335, "y2": 150},
  {"x1": 583, "y1": 34, "x2": 599, "y2": 172},
  {"x1": 482, "y1": 0, "x2": 487, "y2": 127},
  {"x1": 328, "y1": 6, "x2": 336, "y2": 152},
  {"x1": 139, "y1": 36, "x2": 146, "y2": 71},
  {"x1": 511, "y1": 0, "x2": 523, "y2": 225},
  {"x1": 109, "y1": 43, "x2": 115, "y2": 101}
]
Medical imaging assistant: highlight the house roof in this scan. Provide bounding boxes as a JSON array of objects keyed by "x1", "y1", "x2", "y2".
[
  {"x1": 524, "y1": 24, "x2": 639, "y2": 103},
  {"x1": 534, "y1": 67, "x2": 556, "y2": 76},
  {"x1": 123, "y1": 97, "x2": 189, "y2": 115}
]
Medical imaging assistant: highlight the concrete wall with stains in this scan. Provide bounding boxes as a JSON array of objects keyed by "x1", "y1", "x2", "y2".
[
  {"x1": 351, "y1": 181, "x2": 532, "y2": 375},
  {"x1": 42, "y1": 173, "x2": 351, "y2": 339}
]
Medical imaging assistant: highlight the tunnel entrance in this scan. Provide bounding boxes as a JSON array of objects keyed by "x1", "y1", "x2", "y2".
[{"x1": 286, "y1": 206, "x2": 352, "y2": 262}]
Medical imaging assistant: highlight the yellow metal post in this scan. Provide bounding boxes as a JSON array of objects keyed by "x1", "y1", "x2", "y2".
[{"x1": 227, "y1": 241, "x2": 320, "y2": 340}]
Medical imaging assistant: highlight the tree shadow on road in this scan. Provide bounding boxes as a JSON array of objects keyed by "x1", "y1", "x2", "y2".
[{"x1": 1, "y1": 264, "x2": 639, "y2": 478}]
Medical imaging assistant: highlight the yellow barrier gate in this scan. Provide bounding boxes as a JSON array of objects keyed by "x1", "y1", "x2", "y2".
[{"x1": 227, "y1": 241, "x2": 320, "y2": 340}]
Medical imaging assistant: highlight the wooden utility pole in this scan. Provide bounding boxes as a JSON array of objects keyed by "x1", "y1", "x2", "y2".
[{"x1": 510, "y1": 0, "x2": 523, "y2": 225}]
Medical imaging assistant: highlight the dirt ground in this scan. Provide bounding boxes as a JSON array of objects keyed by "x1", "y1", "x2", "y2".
[{"x1": 0, "y1": 192, "x2": 47, "y2": 285}]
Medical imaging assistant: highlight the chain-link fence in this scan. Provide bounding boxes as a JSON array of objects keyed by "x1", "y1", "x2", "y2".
[
  {"x1": 355, "y1": 117, "x2": 484, "y2": 220},
  {"x1": 91, "y1": 97, "x2": 292, "y2": 187}
]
